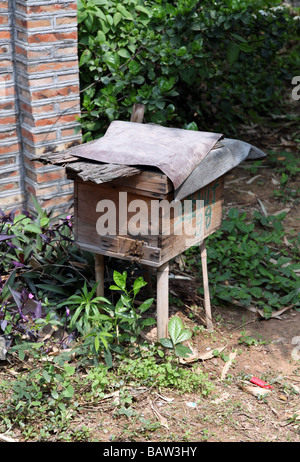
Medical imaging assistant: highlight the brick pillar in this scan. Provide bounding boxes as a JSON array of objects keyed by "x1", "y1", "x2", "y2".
[
  {"x1": 0, "y1": 0, "x2": 23, "y2": 210},
  {"x1": 0, "y1": 0, "x2": 81, "y2": 214}
]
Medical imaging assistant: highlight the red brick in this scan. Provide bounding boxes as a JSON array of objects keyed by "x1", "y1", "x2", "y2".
[
  {"x1": 27, "y1": 4, "x2": 77, "y2": 15},
  {"x1": 28, "y1": 31, "x2": 77, "y2": 44},
  {"x1": 0, "y1": 102, "x2": 14, "y2": 111},
  {"x1": 35, "y1": 113, "x2": 78, "y2": 127},
  {"x1": 21, "y1": 127, "x2": 58, "y2": 143},
  {"x1": 29, "y1": 76, "x2": 54, "y2": 88},
  {"x1": 0, "y1": 16, "x2": 9, "y2": 26},
  {"x1": 16, "y1": 18, "x2": 52, "y2": 29},
  {"x1": 59, "y1": 99, "x2": 80, "y2": 111},
  {"x1": 0, "y1": 31, "x2": 11, "y2": 40},
  {"x1": 0, "y1": 60, "x2": 13, "y2": 69},
  {"x1": 28, "y1": 60, "x2": 78, "y2": 74},
  {"x1": 36, "y1": 168, "x2": 66, "y2": 183},
  {"x1": 55, "y1": 46, "x2": 78, "y2": 57},
  {"x1": 0, "y1": 157, "x2": 15, "y2": 167},
  {"x1": 0, "y1": 114, "x2": 17, "y2": 125},
  {"x1": 32, "y1": 84, "x2": 79, "y2": 101},
  {"x1": 21, "y1": 101, "x2": 55, "y2": 115},
  {"x1": 0, "y1": 129, "x2": 17, "y2": 141},
  {"x1": 0, "y1": 143, "x2": 20, "y2": 155},
  {"x1": 1, "y1": 85, "x2": 15, "y2": 97},
  {"x1": 61, "y1": 127, "x2": 78, "y2": 138},
  {"x1": 41, "y1": 194, "x2": 73, "y2": 209},
  {"x1": 15, "y1": 45, "x2": 53, "y2": 60},
  {"x1": 0, "y1": 182, "x2": 19, "y2": 192},
  {"x1": 57, "y1": 72, "x2": 79, "y2": 83},
  {"x1": 56, "y1": 16, "x2": 77, "y2": 26},
  {"x1": 0, "y1": 2, "x2": 9, "y2": 10},
  {"x1": 0, "y1": 169, "x2": 17, "y2": 180}
]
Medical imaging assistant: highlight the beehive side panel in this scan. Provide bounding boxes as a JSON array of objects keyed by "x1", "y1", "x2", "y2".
[{"x1": 159, "y1": 176, "x2": 224, "y2": 263}]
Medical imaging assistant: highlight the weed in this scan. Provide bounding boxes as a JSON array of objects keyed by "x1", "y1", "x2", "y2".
[{"x1": 159, "y1": 316, "x2": 193, "y2": 358}]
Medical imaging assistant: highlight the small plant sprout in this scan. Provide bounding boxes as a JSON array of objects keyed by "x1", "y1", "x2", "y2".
[{"x1": 159, "y1": 316, "x2": 193, "y2": 359}]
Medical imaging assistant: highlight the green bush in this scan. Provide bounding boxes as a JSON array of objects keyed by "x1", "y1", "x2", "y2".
[
  {"x1": 77, "y1": 0, "x2": 299, "y2": 141},
  {"x1": 185, "y1": 209, "x2": 300, "y2": 318}
]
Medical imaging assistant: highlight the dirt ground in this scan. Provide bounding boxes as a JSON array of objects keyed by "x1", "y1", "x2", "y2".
[
  {"x1": 83, "y1": 307, "x2": 300, "y2": 443},
  {"x1": 66, "y1": 119, "x2": 300, "y2": 444}
]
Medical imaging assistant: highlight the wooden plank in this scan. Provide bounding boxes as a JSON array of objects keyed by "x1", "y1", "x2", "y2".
[
  {"x1": 74, "y1": 240, "x2": 162, "y2": 268},
  {"x1": 66, "y1": 162, "x2": 142, "y2": 184},
  {"x1": 111, "y1": 169, "x2": 173, "y2": 196}
]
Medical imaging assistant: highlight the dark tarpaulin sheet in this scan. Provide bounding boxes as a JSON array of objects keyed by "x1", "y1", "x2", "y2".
[
  {"x1": 69, "y1": 121, "x2": 223, "y2": 190},
  {"x1": 174, "y1": 138, "x2": 267, "y2": 201}
]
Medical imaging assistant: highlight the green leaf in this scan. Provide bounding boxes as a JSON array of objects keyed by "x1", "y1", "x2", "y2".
[
  {"x1": 116, "y1": 4, "x2": 133, "y2": 20},
  {"x1": 113, "y1": 270, "x2": 127, "y2": 291},
  {"x1": 227, "y1": 41, "x2": 240, "y2": 65},
  {"x1": 135, "y1": 5, "x2": 152, "y2": 16},
  {"x1": 42, "y1": 370, "x2": 51, "y2": 383},
  {"x1": 133, "y1": 277, "x2": 147, "y2": 296},
  {"x1": 113, "y1": 12, "x2": 122, "y2": 26},
  {"x1": 159, "y1": 338, "x2": 173, "y2": 349},
  {"x1": 79, "y1": 49, "x2": 92, "y2": 67},
  {"x1": 168, "y1": 316, "x2": 184, "y2": 345},
  {"x1": 117, "y1": 48, "x2": 131, "y2": 59},
  {"x1": 24, "y1": 224, "x2": 41, "y2": 234},
  {"x1": 62, "y1": 385, "x2": 74, "y2": 399},
  {"x1": 51, "y1": 390, "x2": 59, "y2": 400},
  {"x1": 139, "y1": 298, "x2": 154, "y2": 313},
  {"x1": 175, "y1": 328, "x2": 192, "y2": 344},
  {"x1": 174, "y1": 343, "x2": 193, "y2": 358}
]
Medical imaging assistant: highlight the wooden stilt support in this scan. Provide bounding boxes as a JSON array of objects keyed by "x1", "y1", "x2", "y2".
[
  {"x1": 95, "y1": 254, "x2": 105, "y2": 297},
  {"x1": 200, "y1": 240, "x2": 213, "y2": 331},
  {"x1": 156, "y1": 261, "x2": 169, "y2": 341}
]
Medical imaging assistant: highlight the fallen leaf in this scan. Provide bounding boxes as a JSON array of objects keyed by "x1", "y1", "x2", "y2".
[
  {"x1": 198, "y1": 345, "x2": 227, "y2": 361},
  {"x1": 241, "y1": 384, "x2": 271, "y2": 399},
  {"x1": 154, "y1": 392, "x2": 174, "y2": 403},
  {"x1": 0, "y1": 433, "x2": 18, "y2": 443},
  {"x1": 150, "y1": 400, "x2": 169, "y2": 429}
]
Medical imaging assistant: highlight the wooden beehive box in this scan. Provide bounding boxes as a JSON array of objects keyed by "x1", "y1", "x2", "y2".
[{"x1": 69, "y1": 168, "x2": 224, "y2": 267}]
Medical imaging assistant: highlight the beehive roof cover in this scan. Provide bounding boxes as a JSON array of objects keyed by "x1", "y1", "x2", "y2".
[{"x1": 69, "y1": 121, "x2": 223, "y2": 189}]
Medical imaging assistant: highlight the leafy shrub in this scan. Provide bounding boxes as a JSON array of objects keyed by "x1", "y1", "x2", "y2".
[
  {"x1": 78, "y1": 0, "x2": 300, "y2": 141},
  {"x1": 187, "y1": 209, "x2": 300, "y2": 318}
]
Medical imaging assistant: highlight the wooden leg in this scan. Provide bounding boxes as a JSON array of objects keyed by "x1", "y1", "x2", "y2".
[
  {"x1": 95, "y1": 254, "x2": 105, "y2": 297},
  {"x1": 156, "y1": 261, "x2": 169, "y2": 341},
  {"x1": 142, "y1": 264, "x2": 153, "y2": 293},
  {"x1": 200, "y1": 240, "x2": 213, "y2": 331}
]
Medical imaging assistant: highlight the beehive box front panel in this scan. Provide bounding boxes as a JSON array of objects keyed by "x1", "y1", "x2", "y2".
[
  {"x1": 74, "y1": 174, "x2": 224, "y2": 267},
  {"x1": 74, "y1": 179, "x2": 162, "y2": 266}
]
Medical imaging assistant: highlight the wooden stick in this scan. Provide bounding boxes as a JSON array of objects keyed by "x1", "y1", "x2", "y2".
[
  {"x1": 200, "y1": 240, "x2": 213, "y2": 331},
  {"x1": 156, "y1": 261, "x2": 169, "y2": 341},
  {"x1": 95, "y1": 253, "x2": 105, "y2": 297},
  {"x1": 130, "y1": 103, "x2": 145, "y2": 123}
]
